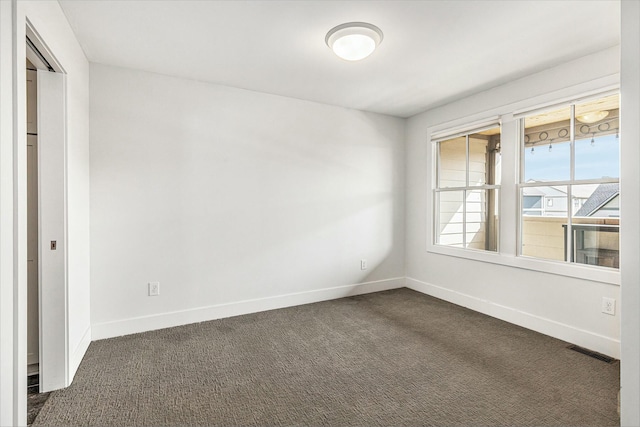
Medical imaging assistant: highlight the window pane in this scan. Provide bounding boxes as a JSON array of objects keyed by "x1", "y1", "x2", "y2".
[
  {"x1": 521, "y1": 186, "x2": 567, "y2": 261},
  {"x1": 435, "y1": 126, "x2": 501, "y2": 254},
  {"x1": 523, "y1": 195, "x2": 542, "y2": 209},
  {"x1": 438, "y1": 137, "x2": 466, "y2": 188},
  {"x1": 523, "y1": 106, "x2": 571, "y2": 182},
  {"x1": 572, "y1": 183, "x2": 619, "y2": 217},
  {"x1": 466, "y1": 189, "x2": 499, "y2": 251},
  {"x1": 469, "y1": 127, "x2": 501, "y2": 186},
  {"x1": 571, "y1": 183, "x2": 619, "y2": 269},
  {"x1": 468, "y1": 137, "x2": 487, "y2": 186},
  {"x1": 574, "y1": 94, "x2": 620, "y2": 180},
  {"x1": 437, "y1": 191, "x2": 464, "y2": 247}
]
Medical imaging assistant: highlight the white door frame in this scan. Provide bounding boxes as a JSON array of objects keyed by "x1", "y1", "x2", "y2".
[
  {"x1": 26, "y1": 20, "x2": 69, "y2": 394},
  {"x1": 0, "y1": 11, "x2": 70, "y2": 427},
  {"x1": 3, "y1": 0, "x2": 86, "y2": 421}
]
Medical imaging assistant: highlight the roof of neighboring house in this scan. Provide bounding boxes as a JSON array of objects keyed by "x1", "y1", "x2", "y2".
[{"x1": 575, "y1": 183, "x2": 619, "y2": 217}]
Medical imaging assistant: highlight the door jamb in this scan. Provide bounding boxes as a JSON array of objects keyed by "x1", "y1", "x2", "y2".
[{"x1": 24, "y1": 18, "x2": 69, "y2": 393}]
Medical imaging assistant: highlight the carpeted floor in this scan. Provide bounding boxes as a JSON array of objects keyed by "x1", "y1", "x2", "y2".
[{"x1": 33, "y1": 288, "x2": 620, "y2": 426}]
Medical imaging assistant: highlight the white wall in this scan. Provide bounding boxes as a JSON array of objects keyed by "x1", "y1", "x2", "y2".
[
  {"x1": 89, "y1": 63, "x2": 405, "y2": 338},
  {"x1": 620, "y1": 1, "x2": 640, "y2": 425},
  {"x1": 405, "y1": 47, "x2": 622, "y2": 358},
  {"x1": 0, "y1": 2, "x2": 19, "y2": 424},
  {"x1": 0, "y1": 1, "x2": 91, "y2": 424}
]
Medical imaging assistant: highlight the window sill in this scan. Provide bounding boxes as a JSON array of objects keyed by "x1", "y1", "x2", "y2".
[{"x1": 427, "y1": 244, "x2": 620, "y2": 285}]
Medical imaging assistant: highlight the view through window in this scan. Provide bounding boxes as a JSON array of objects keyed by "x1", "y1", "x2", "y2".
[
  {"x1": 520, "y1": 94, "x2": 620, "y2": 269},
  {"x1": 435, "y1": 126, "x2": 501, "y2": 251}
]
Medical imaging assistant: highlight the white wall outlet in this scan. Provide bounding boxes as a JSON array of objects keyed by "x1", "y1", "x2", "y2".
[
  {"x1": 361, "y1": 259, "x2": 367, "y2": 270},
  {"x1": 148, "y1": 282, "x2": 160, "y2": 296},
  {"x1": 602, "y1": 297, "x2": 615, "y2": 315}
]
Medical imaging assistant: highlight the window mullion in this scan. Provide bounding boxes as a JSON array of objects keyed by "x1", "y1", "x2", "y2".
[
  {"x1": 566, "y1": 185, "x2": 573, "y2": 263},
  {"x1": 519, "y1": 118, "x2": 525, "y2": 184},
  {"x1": 465, "y1": 134, "x2": 469, "y2": 249},
  {"x1": 517, "y1": 119, "x2": 524, "y2": 256},
  {"x1": 436, "y1": 139, "x2": 441, "y2": 189},
  {"x1": 465, "y1": 134, "x2": 470, "y2": 188},
  {"x1": 463, "y1": 189, "x2": 467, "y2": 248},
  {"x1": 519, "y1": 178, "x2": 619, "y2": 187},
  {"x1": 435, "y1": 185, "x2": 499, "y2": 191},
  {"x1": 570, "y1": 104, "x2": 576, "y2": 181},
  {"x1": 566, "y1": 104, "x2": 575, "y2": 264},
  {"x1": 434, "y1": 190, "x2": 439, "y2": 245}
]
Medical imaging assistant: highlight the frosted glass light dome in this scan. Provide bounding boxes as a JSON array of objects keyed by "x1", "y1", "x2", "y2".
[
  {"x1": 325, "y1": 22, "x2": 383, "y2": 61},
  {"x1": 576, "y1": 110, "x2": 609, "y2": 124}
]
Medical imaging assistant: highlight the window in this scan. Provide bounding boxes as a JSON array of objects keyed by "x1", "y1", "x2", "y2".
[
  {"x1": 434, "y1": 125, "x2": 501, "y2": 252},
  {"x1": 519, "y1": 94, "x2": 620, "y2": 269}
]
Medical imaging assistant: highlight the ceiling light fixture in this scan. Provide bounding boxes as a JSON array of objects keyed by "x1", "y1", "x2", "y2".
[
  {"x1": 576, "y1": 110, "x2": 609, "y2": 124},
  {"x1": 325, "y1": 22, "x2": 383, "y2": 61}
]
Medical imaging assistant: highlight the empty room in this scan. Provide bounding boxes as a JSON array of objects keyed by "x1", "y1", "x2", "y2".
[{"x1": 1, "y1": 0, "x2": 639, "y2": 426}]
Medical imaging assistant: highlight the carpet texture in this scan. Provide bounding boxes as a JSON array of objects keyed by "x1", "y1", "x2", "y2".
[{"x1": 33, "y1": 288, "x2": 620, "y2": 426}]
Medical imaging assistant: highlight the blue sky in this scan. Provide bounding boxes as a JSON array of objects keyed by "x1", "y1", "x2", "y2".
[{"x1": 524, "y1": 134, "x2": 619, "y2": 182}]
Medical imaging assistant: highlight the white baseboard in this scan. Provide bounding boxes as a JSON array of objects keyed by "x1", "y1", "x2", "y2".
[
  {"x1": 92, "y1": 277, "x2": 405, "y2": 340},
  {"x1": 406, "y1": 277, "x2": 621, "y2": 359},
  {"x1": 69, "y1": 326, "x2": 91, "y2": 384}
]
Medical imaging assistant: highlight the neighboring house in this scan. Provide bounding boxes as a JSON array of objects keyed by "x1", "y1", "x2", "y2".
[
  {"x1": 522, "y1": 181, "x2": 602, "y2": 217},
  {"x1": 574, "y1": 183, "x2": 620, "y2": 218},
  {"x1": 522, "y1": 185, "x2": 568, "y2": 216}
]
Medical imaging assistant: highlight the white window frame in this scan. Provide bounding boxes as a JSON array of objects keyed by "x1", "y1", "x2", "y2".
[
  {"x1": 426, "y1": 81, "x2": 620, "y2": 286},
  {"x1": 433, "y1": 123, "x2": 501, "y2": 252},
  {"x1": 516, "y1": 93, "x2": 620, "y2": 268}
]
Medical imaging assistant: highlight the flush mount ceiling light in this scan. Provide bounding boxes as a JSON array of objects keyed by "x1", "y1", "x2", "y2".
[
  {"x1": 325, "y1": 22, "x2": 383, "y2": 61},
  {"x1": 576, "y1": 110, "x2": 609, "y2": 124}
]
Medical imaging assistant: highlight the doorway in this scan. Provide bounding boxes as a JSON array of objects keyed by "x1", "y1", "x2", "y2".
[
  {"x1": 25, "y1": 26, "x2": 67, "y2": 424},
  {"x1": 25, "y1": 22, "x2": 67, "y2": 414},
  {"x1": 26, "y1": 58, "x2": 39, "y2": 381}
]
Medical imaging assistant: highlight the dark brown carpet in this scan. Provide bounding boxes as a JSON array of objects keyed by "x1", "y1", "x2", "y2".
[{"x1": 33, "y1": 288, "x2": 620, "y2": 426}]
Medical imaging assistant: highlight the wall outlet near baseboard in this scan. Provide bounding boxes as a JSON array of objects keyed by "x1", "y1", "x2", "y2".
[
  {"x1": 361, "y1": 259, "x2": 367, "y2": 270},
  {"x1": 148, "y1": 282, "x2": 160, "y2": 296},
  {"x1": 602, "y1": 297, "x2": 615, "y2": 315}
]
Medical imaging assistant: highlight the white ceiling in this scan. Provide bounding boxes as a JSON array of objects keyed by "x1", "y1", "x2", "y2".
[{"x1": 58, "y1": 0, "x2": 620, "y2": 118}]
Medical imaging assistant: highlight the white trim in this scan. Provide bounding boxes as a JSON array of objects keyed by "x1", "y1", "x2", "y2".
[
  {"x1": 25, "y1": 42, "x2": 48, "y2": 72},
  {"x1": 13, "y1": 1, "x2": 28, "y2": 423},
  {"x1": 62, "y1": 73, "x2": 70, "y2": 388},
  {"x1": 519, "y1": 177, "x2": 619, "y2": 187},
  {"x1": 620, "y1": 2, "x2": 640, "y2": 424},
  {"x1": 69, "y1": 326, "x2": 90, "y2": 383},
  {"x1": 25, "y1": 19, "x2": 64, "y2": 73},
  {"x1": 512, "y1": 87, "x2": 619, "y2": 119},
  {"x1": 426, "y1": 75, "x2": 619, "y2": 144},
  {"x1": 0, "y1": 2, "x2": 18, "y2": 425},
  {"x1": 427, "y1": 243, "x2": 620, "y2": 285},
  {"x1": 435, "y1": 185, "x2": 500, "y2": 192},
  {"x1": 430, "y1": 116, "x2": 500, "y2": 142},
  {"x1": 406, "y1": 277, "x2": 620, "y2": 358},
  {"x1": 92, "y1": 277, "x2": 405, "y2": 340}
]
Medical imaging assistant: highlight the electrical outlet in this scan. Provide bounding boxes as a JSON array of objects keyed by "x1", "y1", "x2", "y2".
[
  {"x1": 602, "y1": 297, "x2": 615, "y2": 315},
  {"x1": 148, "y1": 282, "x2": 160, "y2": 296},
  {"x1": 361, "y1": 259, "x2": 367, "y2": 270}
]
